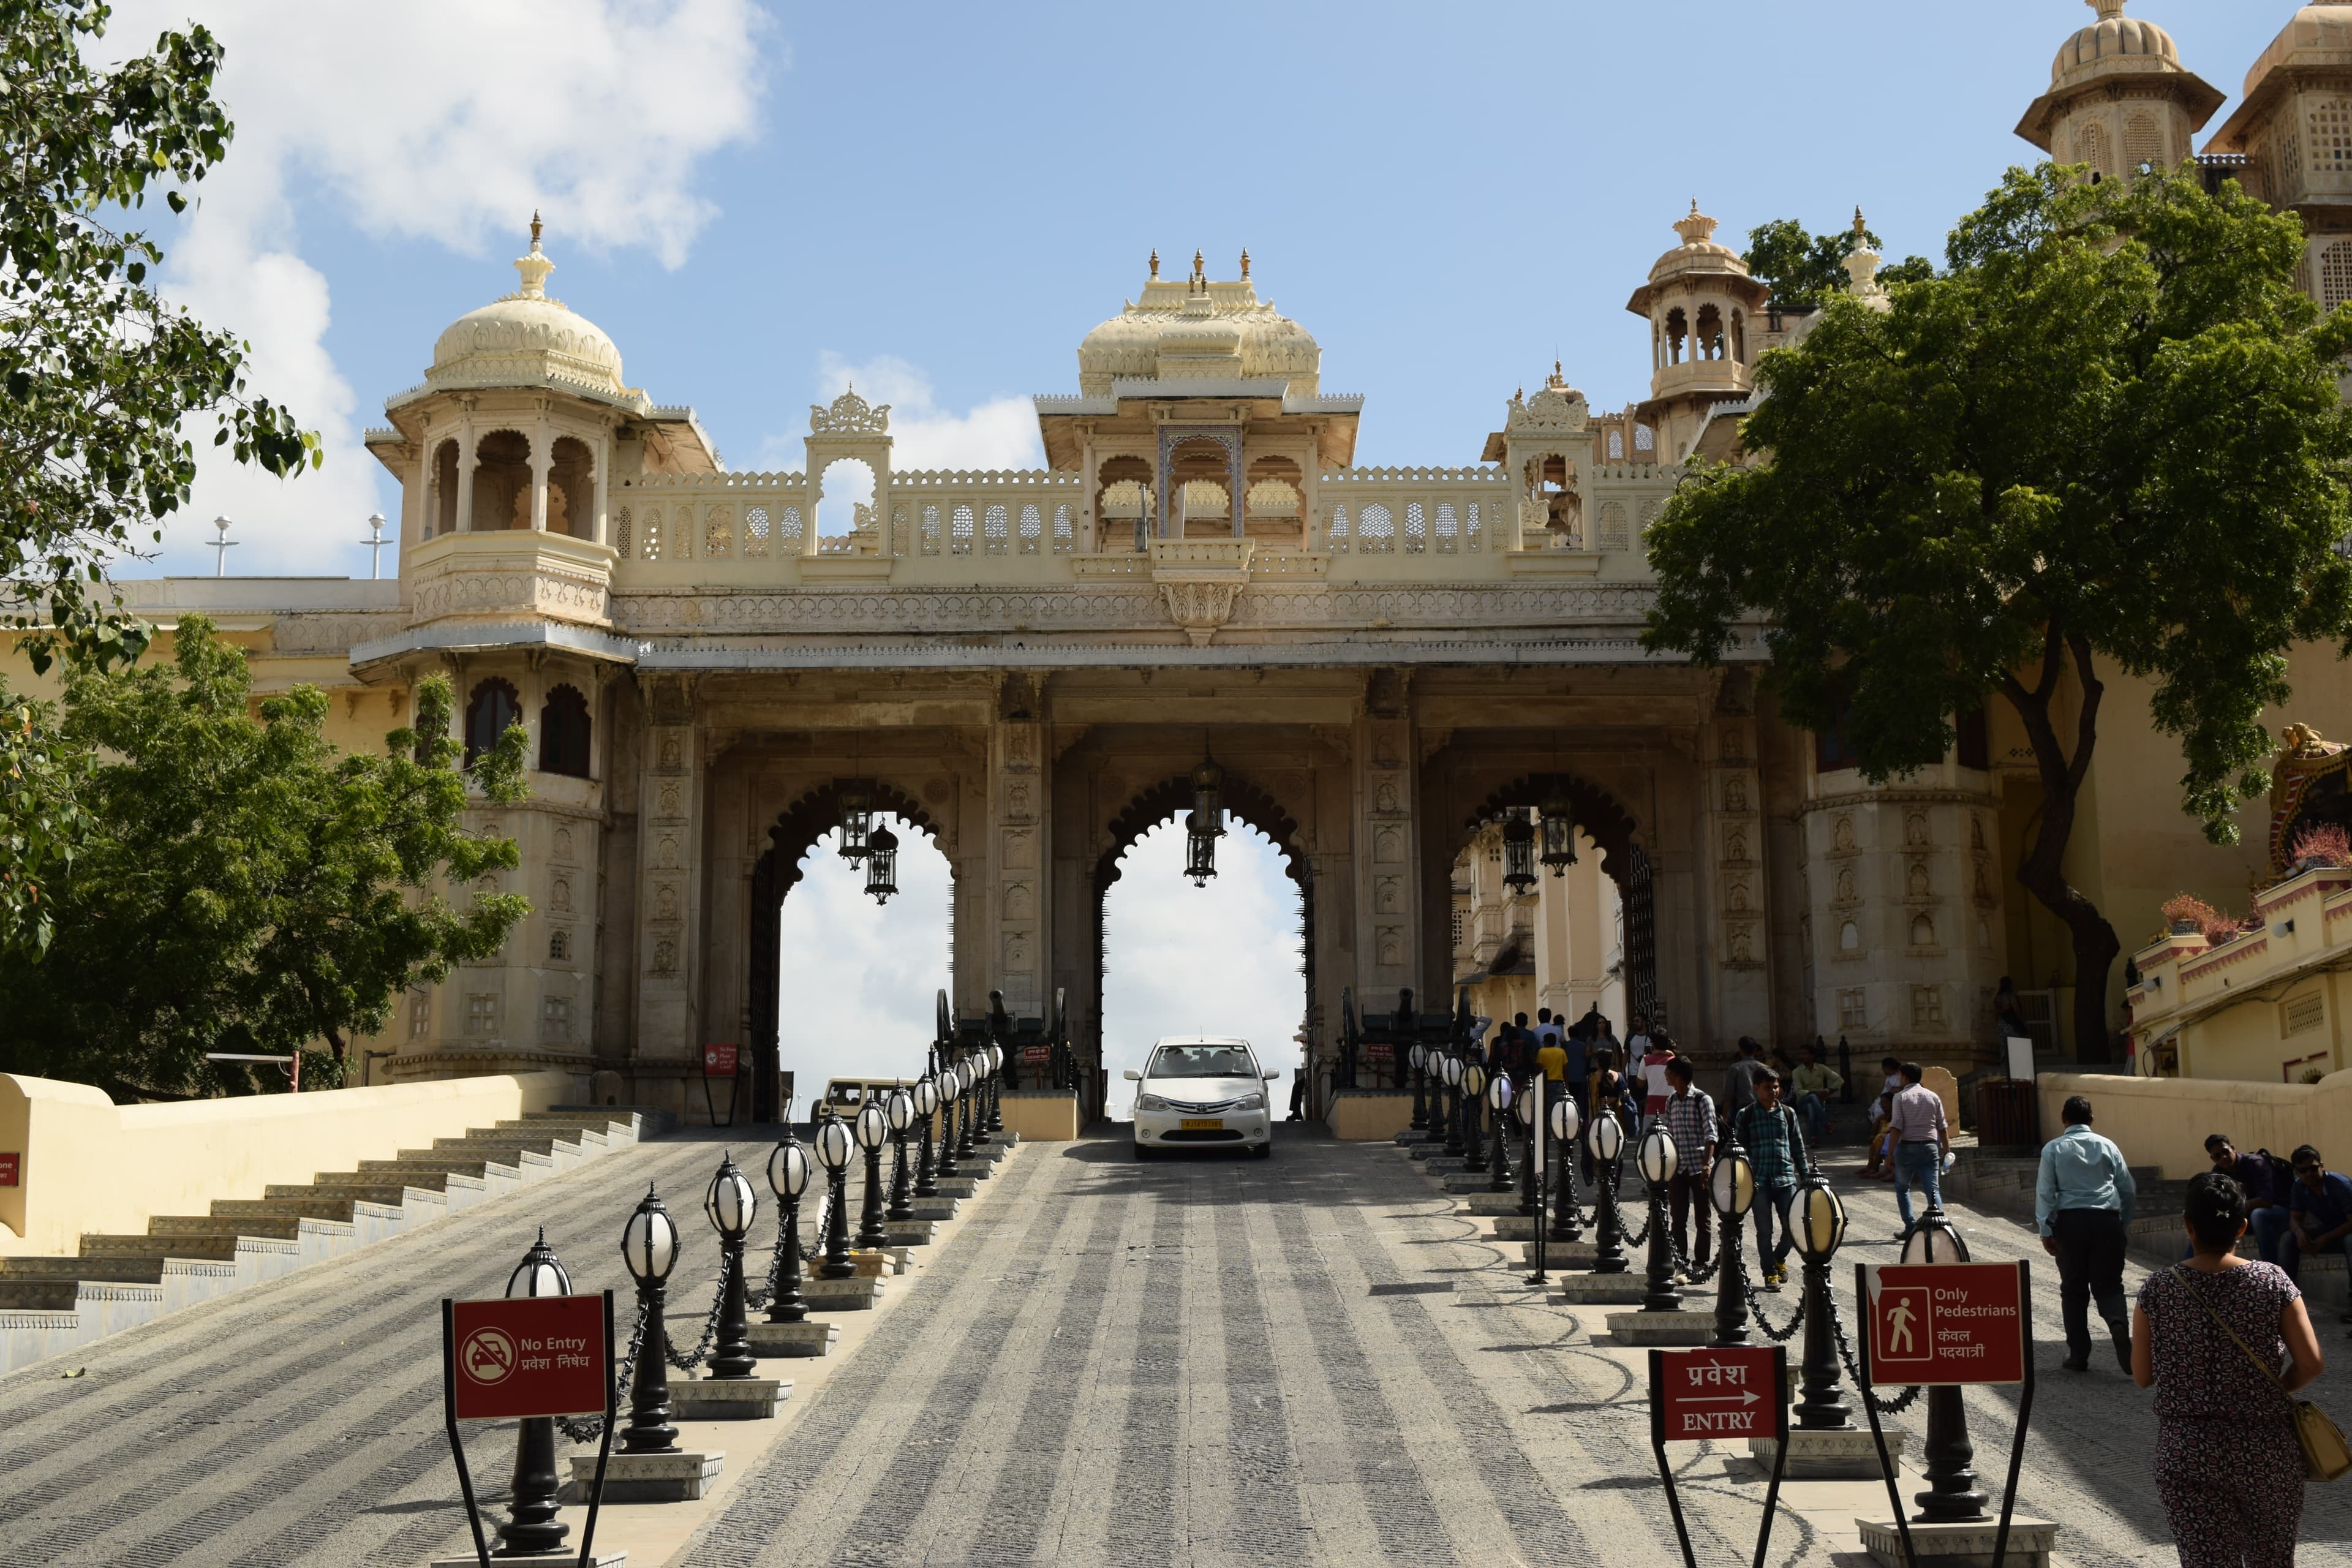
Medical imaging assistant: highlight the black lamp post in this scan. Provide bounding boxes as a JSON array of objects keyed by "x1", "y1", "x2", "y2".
[
  {"x1": 1517, "y1": 1088, "x2": 1541, "y2": 1216},
  {"x1": 702, "y1": 1153, "x2": 759, "y2": 1379},
  {"x1": 1550, "y1": 1097, "x2": 1585, "y2": 1243},
  {"x1": 619, "y1": 1187, "x2": 682, "y2": 1453},
  {"x1": 970, "y1": 1048, "x2": 995, "y2": 1147},
  {"x1": 1441, "y1": 1054, "x2": 1466, "y2": 1158},
  {"x1": 814, "y1": 1113, "x2": 855, "y2": 1280},
  {"x1": 954, "y1": 1058, "x2": 978, "y2": 1163},
  {"x1": 886, "y1": 1083, "x2": 916, "y2": 1223},
  {"x1": 1709, "y1": 1141, "x2": 1756, "y2": 1346},
  {"x1": 935, "y1": 1064, "x2": 962, "y2": 1181},
  {"x1": 853, "y1": 1096, "x2": 891, "y2": 1250},
  {"x1": 1791, "y1": 1176, "x2": 1853, "y2": 1430},
  {"x1": 987, "y1": 1043, "x2": 1006, "y2": 1135},
  {"x1": 763, "y1": 1127, "x2": 810, "y2": 1323},
  {"x1": 1462, "y1": 1061, "x2": 1490, "y2": 1173},
  {"x1": 1408, "y1": 1041, "x2": 1429, "y2": 1133},
  {"x1": 1636, "y1": 1124, "x2": 1682, "y2": 1311},
  {"x1": 1905, "y1": 1213, "x2": 1989, "y2": 1522},
  {"x1": 1588, "y1": 1110, "x2": 1626, "y2": 1272},
  {"x1": 498, "y1": 1229, "x2": 573, "y2": 1555},
  {"x1": 1486, "y1": 1072, "x2": 1514, "y2": 1191},
  {"x1": 913, "y1": 1073, "x2": 941, "y2": 1195}
]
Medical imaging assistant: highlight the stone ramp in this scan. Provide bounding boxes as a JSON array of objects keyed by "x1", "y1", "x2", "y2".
[{"x1": 0, "y1": 1106, "x2": 668, "y2": 1376}]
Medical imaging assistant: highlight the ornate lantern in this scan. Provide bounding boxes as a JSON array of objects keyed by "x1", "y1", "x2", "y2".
[
  {"x1": 864, "y1": 821, "x2": 900, "y2": 904},
  {"x1": 1501, "y1": 808, "x2": 1537, "y2": 894},
  {"x1": 1191, "y1": 752, "x2": 1226, "y2": 825},
  {"x1": 1538, "y1": 783, "x2": 1578, "y2": 876},
  {"x1": 837, "y1": 777, "x2": 874, "y2": 862},
  {"x1": 1184, "y1": 810, "x2": 1218, "y2": 887}
]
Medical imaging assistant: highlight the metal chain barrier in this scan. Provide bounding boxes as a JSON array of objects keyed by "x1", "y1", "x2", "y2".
[
  {"x1": 557, "y1": 1299, "x2": 650, "y2": 1443},
  {"x1": 1735, "y1": 1253, "x2": 1806, "y2": 1343},
  {"x1": 663, "y1": 1271, "x2": 729, "y2": 1373},
  {"x1": 746, "y1": 1188, "x2": 827, "y2": 1311},
  {"x1": 1827, "y1": 1291, "x2": 1924, "y2": 1415}
]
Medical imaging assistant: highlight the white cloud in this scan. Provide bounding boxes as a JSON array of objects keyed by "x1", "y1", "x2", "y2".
[{"x1": 99, "y1": 1, "x2": 769, "y2": 576}]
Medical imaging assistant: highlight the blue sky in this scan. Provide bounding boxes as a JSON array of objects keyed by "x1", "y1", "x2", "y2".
[{"x1": 111, "y1": 0, "x2": 2294, "y2": 576}]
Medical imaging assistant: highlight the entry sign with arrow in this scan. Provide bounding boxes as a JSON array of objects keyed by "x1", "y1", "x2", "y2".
[{"x1": 1648, "y1": 1345, "x2": 1790, "y2": 1568}]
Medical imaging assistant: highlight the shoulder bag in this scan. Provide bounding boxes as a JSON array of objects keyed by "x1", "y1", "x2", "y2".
[{"x1": 2172, "y1": 1265, "x2": 2350, "y2": 1483}]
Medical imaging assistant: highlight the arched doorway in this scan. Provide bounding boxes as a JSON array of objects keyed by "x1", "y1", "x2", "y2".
[
  {"x1": 1090, "y1": 769, "x2": 1313, "y2": 1121},
  {"x1": 748, "y1": 780, "x2": 946, "y2": 1120}
]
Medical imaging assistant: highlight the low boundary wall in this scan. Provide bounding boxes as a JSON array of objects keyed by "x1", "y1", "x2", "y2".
[
  {"x1": 0, "y1": 1071, "x2": 570, "y2": 1257},
  {"x1": 1326, "y1": 1090, "x2": 1414, "y2": 1141},
  {"x1": 2036, "y1": 1068, "x2": 2351, "y2": 1180}
]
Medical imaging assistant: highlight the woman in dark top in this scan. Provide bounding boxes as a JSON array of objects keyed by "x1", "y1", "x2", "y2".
[{"x1": 2132, "y1": 1171, "x2": 2325, "y2": 1567}]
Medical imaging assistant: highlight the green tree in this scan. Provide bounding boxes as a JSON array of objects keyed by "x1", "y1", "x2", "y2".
[
  {"x1": 1646, "y1": 165, "x2": 2352, "y2": 1061},
  {"x1": 0, "y1": 618, "x2": 529, "y2": 1099},
  {"x1": 1744, "y1": 214, "x2": 1934, "y2": 310},
  {"x1": 0, "y1": 0, "x2": 317, "y2": 953}
]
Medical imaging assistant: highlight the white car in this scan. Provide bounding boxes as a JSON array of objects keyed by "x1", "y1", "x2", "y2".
[{"x1": 1126, "y1": 1036, "x2": 1278, "y2": 1159}]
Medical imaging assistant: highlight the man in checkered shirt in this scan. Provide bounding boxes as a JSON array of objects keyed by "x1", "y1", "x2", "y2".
[{"x1": 1659, "y1": 1057, "x2": 1717, "y2": 1276}]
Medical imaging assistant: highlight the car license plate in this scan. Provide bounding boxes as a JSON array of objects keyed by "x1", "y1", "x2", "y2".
[{"x1": 1180, "y1": 1118, "x2": 1223, "y2": 1131}]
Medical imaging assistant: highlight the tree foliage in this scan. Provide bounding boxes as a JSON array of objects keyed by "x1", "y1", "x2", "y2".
[
  {"x1": 0, "y1": 0, "x2": 317, "y2": 955},
  {"x1": 0, "y1": 619, "x2": 529, "y2": 1099},
  {"x1": 1743, "y1": 216, "x2": 1934, "y2": 311},
  {"x1": 1648, "y1": 164, "x2": 2352, "y2": 1055}
]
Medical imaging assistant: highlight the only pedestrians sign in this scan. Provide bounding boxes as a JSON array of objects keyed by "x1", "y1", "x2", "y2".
[{"x1": 1863, "y1": 1261, "x2": 2028, "y2": 1385}]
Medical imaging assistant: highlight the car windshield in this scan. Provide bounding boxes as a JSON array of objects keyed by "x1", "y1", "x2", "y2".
[{"x1": 1147, "y1": 1044, "x2": 1256, "y2": 1079}]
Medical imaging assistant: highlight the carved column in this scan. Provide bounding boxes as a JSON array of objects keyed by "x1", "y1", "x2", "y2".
[
  {"x1": 529, "y1": 402, "x2": 552, "y2": 533},
  {"x1": 455, "y1": 399, "x2": 478, "y2": 533},
  {"x1": 633, "y1": 674, "x2": 706, "y2": 1118},
  {"x1": 1702, "y1": 691, "x2": 1776, "y2": 1044},
  {"x1": 1352, "y1": 671, "x2": 1420, "y2": 1061},
  {"x1": 987, "y1": 676, "x2": 1051, "y2": 1023}
]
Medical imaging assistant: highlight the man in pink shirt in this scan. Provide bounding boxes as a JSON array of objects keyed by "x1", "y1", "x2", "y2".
[{"x1": 1887, "y1": 1061, "x2": 1951, "y2": 1235}]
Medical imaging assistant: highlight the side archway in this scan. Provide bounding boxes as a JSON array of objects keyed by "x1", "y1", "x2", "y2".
[{"x1": 747, "y1": 778, "x2": 943, "y2": 1120}]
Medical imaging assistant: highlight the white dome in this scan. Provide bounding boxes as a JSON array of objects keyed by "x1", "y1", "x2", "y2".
[
  {"x1": 1077, "y1": 252, "x2": 1319, "y2": 395},
  {"x1": 2052, "y1": 2, "x2": 2181, "y2": 88},
  {"x1": 428, "y1": 223, "x2": 626, "y2": 398}
]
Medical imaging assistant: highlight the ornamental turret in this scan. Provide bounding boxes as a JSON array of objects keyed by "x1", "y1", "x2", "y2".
[
  {"x1": 2203, "y1": 2, "x2": 2352, "y2": 308},
  {"x1": 2016, "y1": 0, "x2": 2223, "y2": 183},
  {"x1": 1624, "y1": 203, "x2": 1771, "y2": 462}
]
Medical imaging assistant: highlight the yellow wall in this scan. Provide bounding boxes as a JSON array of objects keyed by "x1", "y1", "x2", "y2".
[
  {"x1": 1326, "y1": 1091, "x2": 1414, "y2": 1140},
  {"x1": 2036, "y1": 1068, "x2": 2350, "y2": 1180},
  {"x1": 997, "y1": 1091, "x2": 1080, "y2": 1141},
  {"x1": 0, "y1": 1070, "x2": 568, "y2": 1256}
]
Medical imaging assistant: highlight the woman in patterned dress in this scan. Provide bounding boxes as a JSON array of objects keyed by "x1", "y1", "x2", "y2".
[{"x1": 2132, "y1": 1170, "x2": 2326, "y2": 1566}]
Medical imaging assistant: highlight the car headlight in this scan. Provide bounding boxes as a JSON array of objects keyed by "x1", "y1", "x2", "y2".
[
  {"x1": 1136, "y1": 1094, "x2": 1171, "y2": 1112},
  {"x1": 1235, "y1": 1093, "x2": 1266, "y2": 1112}
]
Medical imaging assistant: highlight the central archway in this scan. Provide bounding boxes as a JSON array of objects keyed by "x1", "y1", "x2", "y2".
[
  {"x1": 748, "y1": 779, "x2": 944, "y2": 1120},
  {"x1": 1089, "y1": 770, "x2": 1313, "y2": 1121}
]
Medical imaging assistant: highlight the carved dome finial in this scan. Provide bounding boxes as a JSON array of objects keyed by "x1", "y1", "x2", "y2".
[
  {"x1": 1672, "y1": 202, "x2": 1719, "y2": 247},
  {"x1": 1148, "y1": 248, "x2": 1159, "y2": 280},
  {"x1": 1853, "y1": 205, "x2": 1868, "y2": 243},
  {"x1": 513, "y1": 215, "x2": 554, "y2": 301},
  {"x1": 1240, "y1": 247, "x2": 1251, "y2": 279},
  {"x1": 2087, "y1": 0, "x2": 2125, "y2": 17}
]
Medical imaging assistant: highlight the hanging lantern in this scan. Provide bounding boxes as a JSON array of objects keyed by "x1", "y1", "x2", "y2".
[
  {"x1": 1501, "y1": 807, "x2": 1537, "y2": 894},
  {"x1": 837, "y1": 777, "x2": 874, "y2": 862},
  {"x1": 1538, "y1": 783, "x2": 1577, "y2": 876},
  {"x1": 1184, "y1": 810, "x2": 1218, "y2": 887},
  {"x1": 864, "y1": 821, "x2": 900, "y2": 904},
  {"x1": 1191, "y1": 753, "x2": 1226, "y2": 832}
]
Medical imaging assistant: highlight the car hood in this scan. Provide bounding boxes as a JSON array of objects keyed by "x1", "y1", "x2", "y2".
[{"x1": 1141, "y1": 1077, "x2": 1262, "y2": 1103}]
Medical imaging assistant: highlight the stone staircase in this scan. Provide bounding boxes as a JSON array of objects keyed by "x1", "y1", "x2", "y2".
[
  {"x1": 0, "y1": 1106, "x2": 669, "y2": 1376},
  {"x1": 1943, "y1": 1151, "x2": 2349, "y2": 1314}
]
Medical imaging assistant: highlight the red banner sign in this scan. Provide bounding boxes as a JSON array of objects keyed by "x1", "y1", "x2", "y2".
[
  {"x1": 703, "y1": 1042, "x2": 740, "y2": 1079},
  {"x1": 1362, "y1": 1043, "x2": 1394, "y2": 1063},
  {"x1": 0, "y1": 1152, "x2": 17, "y2": 1187},
  {"x1": 448, "y1": 1295, "x2": 608, "y2": 1420},
  {"x1": 1651, "y1": 1346, "x2": 1786, "y2": 1443},
  {"x1": 1865, "y1": 1261, "x2": 2029, "y2": 1386},
  {"x1": 1021, "y1": 1045, "x2": 1050, "y2": 1064}
]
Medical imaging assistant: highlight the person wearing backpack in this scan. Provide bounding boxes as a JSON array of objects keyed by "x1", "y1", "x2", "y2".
[
  {"x1": 2204, "y1": 1134, "x2": 2293, "y2": 1267},
  {"x1": 2133, "y1": 1170, "x2": 2331, "y2": 1566}
]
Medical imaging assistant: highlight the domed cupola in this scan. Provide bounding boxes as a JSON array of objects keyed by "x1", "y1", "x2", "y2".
[
  {"x1": 426, "y1": 216, "x2": 629, "y2": 399},
  {"x1": 2017, "y1": 1, "x2": 2222, "y2": 183},
  {"x1": 1075, "y1": 250, "x2": 1321, "y2": 396},
  {"x1": 1624, "y1": 203, "x2": 1770, "y2": 401}
]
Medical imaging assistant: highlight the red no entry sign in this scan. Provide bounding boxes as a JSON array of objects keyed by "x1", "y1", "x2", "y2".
[
  {"x1": 1864, "y1": 1261, "x2": 2029, "y2": 1386},
  {"x1": 447, "y1": 1295, "x2": 609, "y2": 1420},
  {"x1": 704, "y1": 1042, "x2": 740, "y2": 1078},
  {"x1": 1649, "y1": 1345, "x2": 1788, "y2": 1443}
]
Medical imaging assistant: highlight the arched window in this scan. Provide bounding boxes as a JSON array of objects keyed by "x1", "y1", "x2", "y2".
[
  {"x1": 1664, "y1": 307, "x2": 1688, "y2": 364},
  {"x1": 539, "y1": 684, "x2": 592, "y2": 777},
  {"x1": 2122, "y1": 112, "x2": 2165, "y2": 173},
  {"x1": 465, "y1": 679, "x2": 522, "y2": 768}
]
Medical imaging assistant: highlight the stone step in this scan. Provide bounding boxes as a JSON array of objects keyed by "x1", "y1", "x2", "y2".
[
  {"x1": 374, "y1": 1155, "x2": 524, "y2": 1180},
  {"x1": 1604, "y1": 1308, "x2": 1717, "y2": 1346},
  {"x1": 0, "y1": 1256, "x2": 169, "y2": 1285},
  {"x1": 81, "y1": 1233, "x2": 245, "y2": 1262},
  {"x1": 150, "y1": 1214, "x2": 306, "y2": 1242},
  {"x1": 431, "y1": 1134, "x2": 573, "y2": 1157},
  {"x1": 309, "y1": 1169, "x2": 466, "y2": 1194},
  {"x1": 0, "y1": 1279, "x2": 85, "y2": 1311},
  {"x1": 212, "y1": 1196, "x2": 361, "y2": 1223},
  {"x1": 267, "y1": 1181, "x2": 427, "y2": 1207}
]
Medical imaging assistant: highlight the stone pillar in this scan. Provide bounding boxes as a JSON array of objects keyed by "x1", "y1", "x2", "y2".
[
  {"x1": 1702, "y1": 704, "x2": 1775, "y2": 1046},
  {"x1": 987, "y1": 681, "x2": 1051, "y2": 1021},
  {"x1": 1352, "y1": 671, "x2": 1420, "y2": 1037},
  {"x1": 633, "y1": 674, "x2": 704, "y2": 1117},
  {"x1": 455, "y1": 402, "x2": 477, "y2": 533},
  {"x1": 529, "y1": 405, "x2": 552, "y2": 532}
]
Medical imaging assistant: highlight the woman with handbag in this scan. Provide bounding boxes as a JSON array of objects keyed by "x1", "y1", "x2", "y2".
[{"x1": 2132, "y1": 1170, "x2": 2335, "y2": 1566}]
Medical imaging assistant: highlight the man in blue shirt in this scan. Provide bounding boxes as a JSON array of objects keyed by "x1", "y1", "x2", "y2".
[
  {"x1": 2286, "y1": 1144, "x2": 2352, "y2": 1286},
  {"x1": 2036, "y1": 1095, "x2": 2137, "y2": 1373}
]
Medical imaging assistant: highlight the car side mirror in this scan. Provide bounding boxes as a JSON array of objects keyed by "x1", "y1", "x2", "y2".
[
  {"x1": 1123, "y1": 1069, "x2": 1141, "y2": 1081},
  {"x1": 1264, "y1": 1071, "x2": 1280, "y2": 1080}
]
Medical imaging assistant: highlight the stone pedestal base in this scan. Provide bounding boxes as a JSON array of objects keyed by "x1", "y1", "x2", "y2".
[
  {"x1": 434, "y1": 1552, "x2": 624, "y2": 1567},
  {"x1": 565, "y1": 1450, "x2": 723, "y2": 1503},
  {"x1": 929, "y1": 1178, "x2": 980, "y2": 1199},
  {"x1": 1406, "y1": 1142, "x2": 1447, "y2": 1160},
  {"x1": 669, "y1": 1377, "x2": 789, "y2": 1419},
  {"x1": 1603, "y1": 1309, "x2": 1716, "y2": 1345},
  {"x1": 1518, "y1": 1240, "x2": 1598, "y2": 1268},
  {"x1": 910, "y1": 1197, "x2": 960, "y2": 1221},
  {"x1": 1553, "y1": 1273, "x2": 1660, "y2": 1305},
  {"x1": 1748, "y1": 1427, "x2": 1910, "y2": 1479},
  {"x1": 1458, "y1": 1196, "x2": 1526, "y2": 1217},
  {"x1": 884, "y1": 1219, "x2": 939, "y2": 1246},
  {"x1": 1442, "y1": 1174, "x2": 1504, "y2": 1193},
  {"x1": 802, "y1": 1277, "x2": 884, "y2": 1311},
  {"x1": 747, "y1": 1319, "x2": 839, "y2": 1357},
  {"x1": 1856, "y1": 1516, "x2": 2057, "y2": 1567},
  {"x1": 1421, "y1": 1157, "x2": 1468, "y2": 1174}
]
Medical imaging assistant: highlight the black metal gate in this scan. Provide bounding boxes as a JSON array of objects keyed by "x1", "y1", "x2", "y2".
[{"x1": 1624, "y1": 843, "x2": 1661, "y2": 1028}]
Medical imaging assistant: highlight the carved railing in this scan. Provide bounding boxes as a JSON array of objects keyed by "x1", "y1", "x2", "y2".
[
  {"x1": 1317, "y1": 466, "x2": 1510, "y2": 555},
  {"x1": 887, "y1": 470, "x2": 1083, "y2": 558}
]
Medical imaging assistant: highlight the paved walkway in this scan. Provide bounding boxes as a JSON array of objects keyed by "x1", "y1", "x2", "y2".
[{"x1": 2, "y1": 1126, "x2": 2348, "y2": 1566}]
